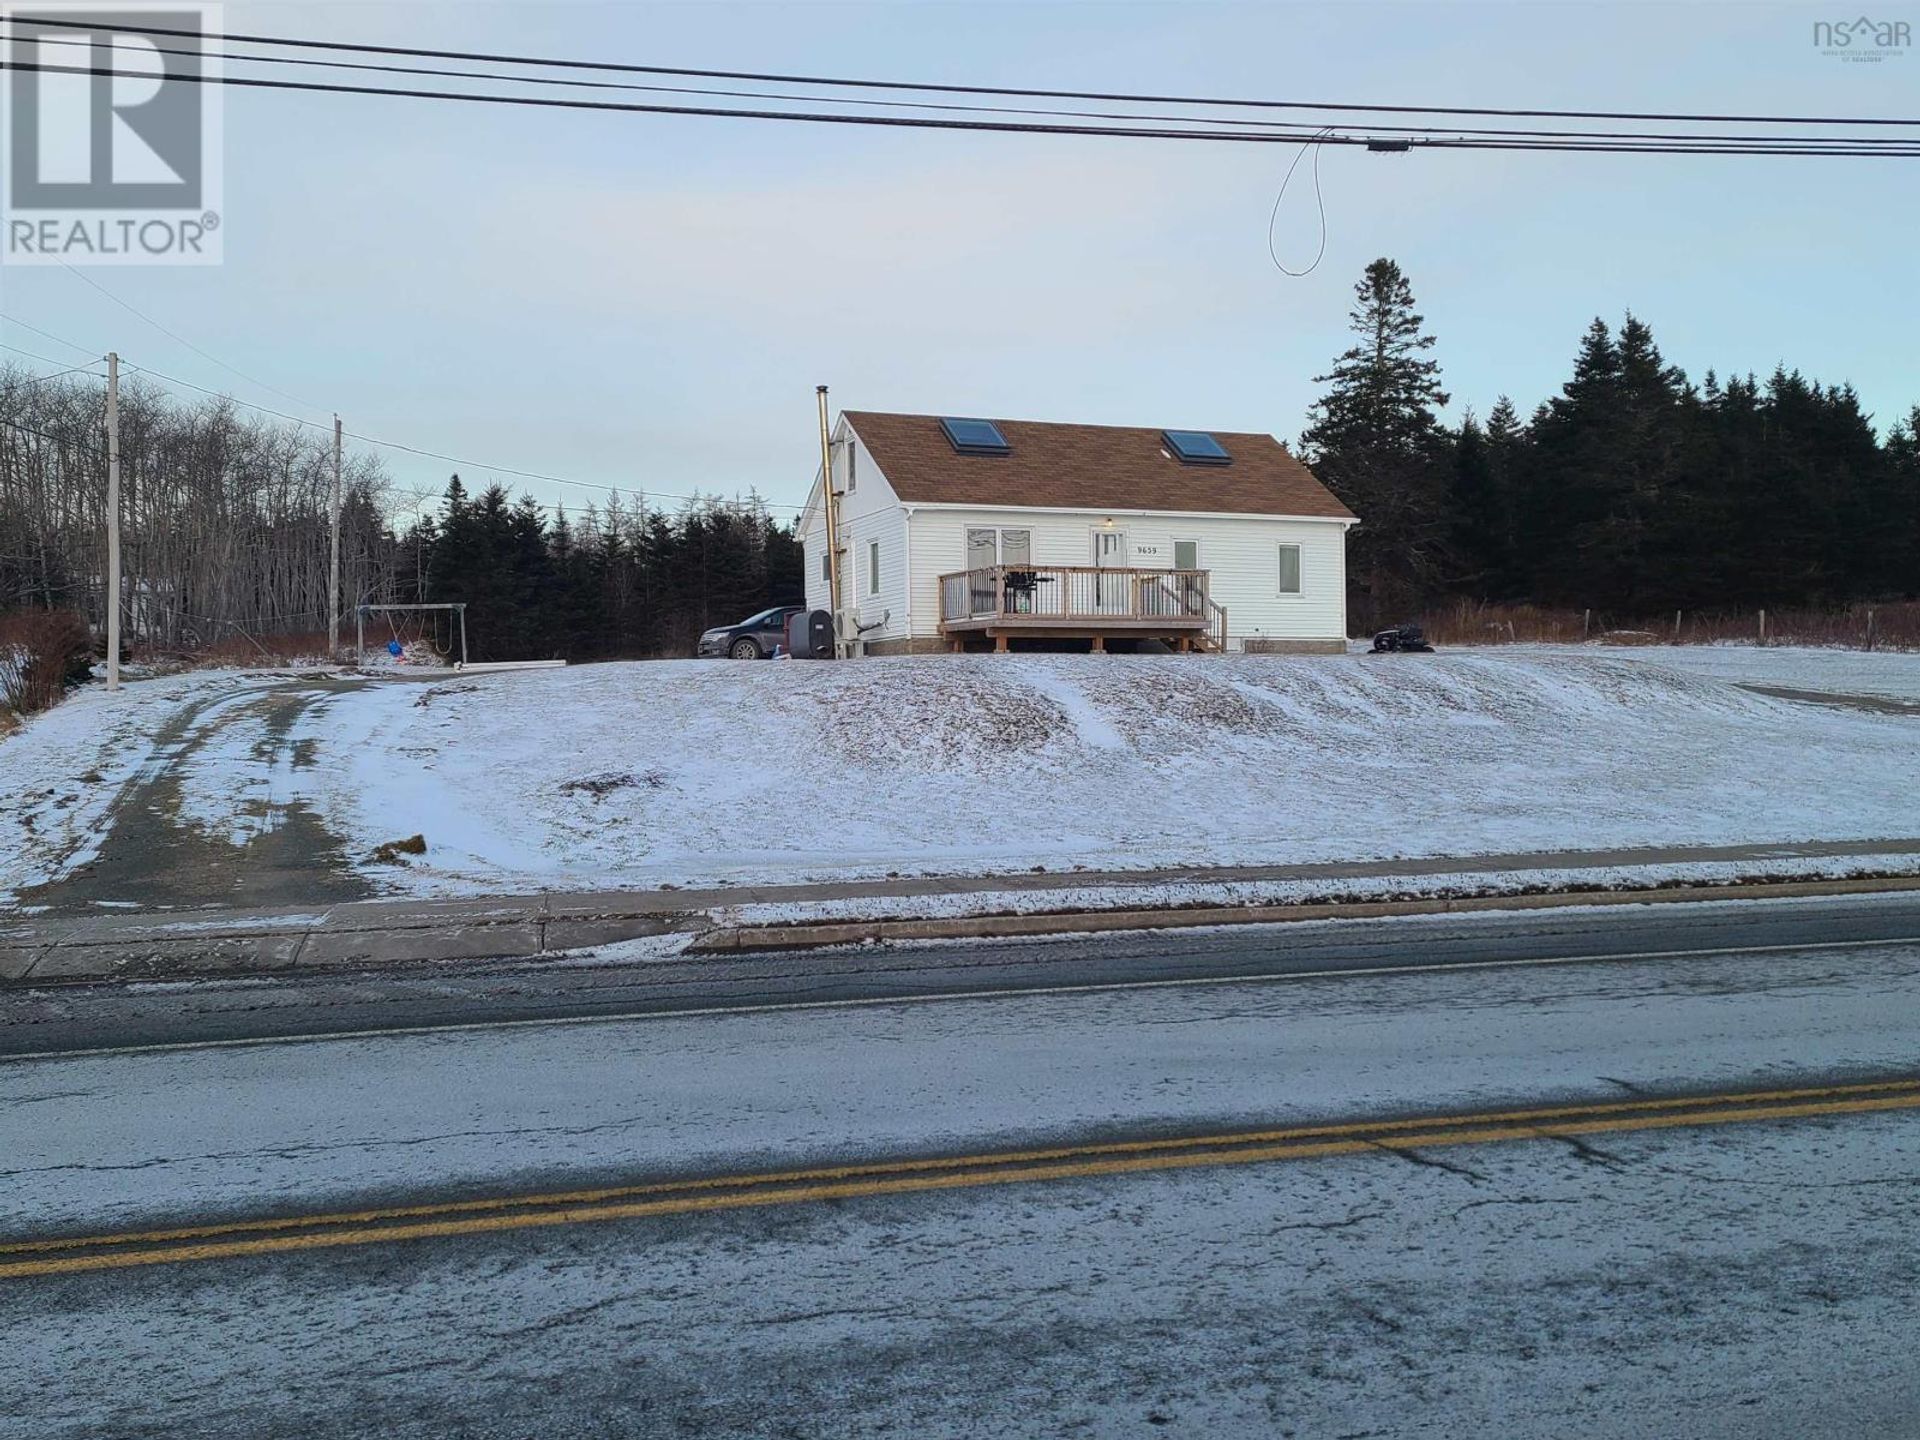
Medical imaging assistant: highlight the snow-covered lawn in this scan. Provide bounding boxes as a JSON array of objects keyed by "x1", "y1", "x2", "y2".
[
  {"x1": 1516, "y1": 642, "x2": 1920, "y2": 701},
  {"x1": 305, "y1": 651, "x2": 1920, "y2": 895},
  {"x1": 6, "y1": 650, "x2": 1919, "y2": 905}
]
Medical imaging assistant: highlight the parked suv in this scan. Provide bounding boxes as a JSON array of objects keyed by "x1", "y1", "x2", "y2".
[{"x1": 696, "y1": 606, "x2": 805, "y2": 659}]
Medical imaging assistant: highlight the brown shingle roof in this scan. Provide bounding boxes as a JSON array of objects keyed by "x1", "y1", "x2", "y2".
[{"x1": 842, "y1": 411, "x2": 1355, "y2": 521}]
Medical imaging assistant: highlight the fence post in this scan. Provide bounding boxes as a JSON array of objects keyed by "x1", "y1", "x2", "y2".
[
  {"x1": 1673, "y1": 609, "x2": 1682, "y2": 643},
  {"x1": 1867, "y1": 609, "x2": 1876, "y2": 652},
  {"x1": 1759, "y1": 608, "x2": 1767, "y2": 646},
  {"x1": 1582, "y1": 608, "x2": 1591, "y2": 641}
]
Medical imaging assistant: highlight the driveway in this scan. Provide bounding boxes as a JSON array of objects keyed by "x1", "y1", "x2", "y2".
[{"x1": 19, "y1": 677, "x2": 375, "y2": 915}]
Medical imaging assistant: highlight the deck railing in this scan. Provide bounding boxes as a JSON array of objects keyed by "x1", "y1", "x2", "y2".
[{"x1": 937, "y1": 565, "x2": 1213, "y2": 626}]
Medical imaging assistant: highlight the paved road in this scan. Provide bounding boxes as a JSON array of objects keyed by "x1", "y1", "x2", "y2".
[
  {"x1": 8, "y1": 890, "x2": 1920, "y2": 1054},
  {"x1": 8, "y1": 899, "x2": 1920, "y2": 1436}
]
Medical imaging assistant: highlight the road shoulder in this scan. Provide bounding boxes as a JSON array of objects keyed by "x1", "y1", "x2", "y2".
[{"x1": 6, "y1": 841, "x2": 1920, "y2": 987}]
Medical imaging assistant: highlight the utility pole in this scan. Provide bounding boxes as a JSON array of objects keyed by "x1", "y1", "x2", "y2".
[
  {"x1": 329, "y1": 414, "x2": 342, "y2": 661},
  {"x1": 104, "y1": 352, "x2": 121, "y2": 693},
  {"x1": 815, "y1": 385, "x2": 843, "y2": 657}
]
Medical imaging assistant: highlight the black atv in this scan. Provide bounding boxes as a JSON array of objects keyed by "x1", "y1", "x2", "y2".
[{"x1": 1369, "y1": 623, "x2": 1435, "y2": 654}]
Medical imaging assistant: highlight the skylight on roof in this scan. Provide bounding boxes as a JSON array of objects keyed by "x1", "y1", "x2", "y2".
[
  {"x1": 940, "y1": 417, "x2": 1010, "y2": 455},
  {"x1": 1163, "y1": 430, "x2": 1231, "y2": 466}
]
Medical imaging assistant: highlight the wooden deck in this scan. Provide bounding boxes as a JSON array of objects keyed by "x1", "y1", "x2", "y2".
[{"x1": 937, "y1": 565, "x2": 1227, "y2": 652}]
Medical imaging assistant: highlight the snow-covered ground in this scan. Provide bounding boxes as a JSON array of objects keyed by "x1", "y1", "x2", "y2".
[
  {"x1": 304, "y1": 651, "x2": 1920, "y2": 895},
  {"x1": 1519, "y1": 642, "x2": 1920, "y2": 701},
  {"x1": 4, "y1": 649, "x2": 1919, "y2": 905}
]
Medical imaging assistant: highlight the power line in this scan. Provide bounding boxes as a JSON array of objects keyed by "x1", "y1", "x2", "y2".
[
  {"x1": 14, "y1": 30, "x2": 1920, "y2": 150},
  {"x1": 1268, "y1": 131, "x2": 1332, "y2": 277},
  {"x1": 0, "y1": 56, "x2": 1914, "y2": 156},
  {"x1": 0, "y1": 353, "x2": 805, "y2": 518},
  {"x1": 115, "y1": 361, "x2": 807, "y2": 514},
  {"x1": 335, "y1": 426, "x2": 809, "y2": 512},
  {"x1": 18, "y1": 13, "x2": 1918, "y2": 130},
  {"x1": 0, "y1": 312, "x2": 763, "y2": 514},
  {"x1": 0, "y1": 338, "x2": 102, "y2": 373},
  {"x1": 117, "y1": 361, "x2": 319, "y2": 429},
  {"x1": 0, "y1": 360, "x2": 108, "y2": 392},
  {"x1": 0, "y1": 312, "x2": 102, "y2": 361},
  {"x1": 0, "y1": 415, "x2": 104, "y2": 454},
  {"x1": 58, "y1": 263, "x2": 331, "y2": 418}
]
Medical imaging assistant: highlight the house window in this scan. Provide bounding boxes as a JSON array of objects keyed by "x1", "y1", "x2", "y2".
[
  {"x1": 844, "y1": 441, "x2": 856, "y2": 493},
  {"x1": 1173, "y1": 539, "x2": 1199, "y2": 572},
  {"x1": 1278, "y1": 543, "x2": 1303, "y2": 596},
  {"x1": 940, "y1": 417, "x2": 1010, "y2": 455},
  {"x1": 868, "y1": 540, "x2": 881, "y2": 594},
  {"x1": 820, "y1": 550, "x2": 831, "y2": 582},
  {"x1": 965, "y1": 528, "x2": 1030, "y2": 567},
  {"x1": 967, "y1": 527, "x2": 997, "y2": 572}
]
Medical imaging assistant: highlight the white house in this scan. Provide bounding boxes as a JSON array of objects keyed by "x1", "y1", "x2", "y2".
[{"x1": 799, "y1": 410, "x2": 1357, "y2": 655}]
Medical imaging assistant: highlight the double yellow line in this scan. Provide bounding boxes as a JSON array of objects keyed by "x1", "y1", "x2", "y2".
[{"x1": 7, "y1": 1077, "x2": 1918, "y2": 1281}]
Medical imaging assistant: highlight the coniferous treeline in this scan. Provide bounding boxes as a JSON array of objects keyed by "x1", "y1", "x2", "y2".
[
  {"x1": 1304, "y1": 259, "x2": 1920, "y2": 633},
  {"x1": 387, "y1": 478, "x2": 804, "y2": 662},
  {"x1": 6, "y1": 271, "x2": 1916, "y2": 658}
]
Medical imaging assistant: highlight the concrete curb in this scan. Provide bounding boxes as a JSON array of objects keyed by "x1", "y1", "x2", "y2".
[
  {"x1": 4, "y1": 910, "x2": 706, "y2": 988},
  {"x1": 8, "y1": 870, "x2": 1920, "y2": 990},
  {"x1": 688, "y1": 874, "x2": 1920, "y2": 953}
]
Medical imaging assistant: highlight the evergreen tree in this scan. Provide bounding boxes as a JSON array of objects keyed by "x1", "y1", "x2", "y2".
[
  {"x1": 506, "y1": 493, "x2": 553, "y2": 657},
  {"x1": 1480, "y1": 396, "x2": 1527, "y2": 597},
  {"x1": 1885, "y1": 408, "x2": 1920, "y2": 599},
  {"x1": 1302, "y1": 258, "x2": 1449, "y2": 453},
  {"x1": 1299, "y1": 258, "x2": 1454, "y2": 628},
  {"x1": 1445, "y1": 407, "x2": 1525, "y2": 598},
  {"x1": 1515, "y1": 315, "x2": 1697, "y2": 607}
]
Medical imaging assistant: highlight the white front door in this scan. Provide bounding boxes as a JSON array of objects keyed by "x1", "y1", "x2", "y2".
[{"x1": 1092, "y1": 529, "x2": 1128, "y2": 613}]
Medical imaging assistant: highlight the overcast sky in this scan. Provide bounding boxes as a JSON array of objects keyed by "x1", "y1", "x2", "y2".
[{"x1": 1, "y1": 0, "x2": 1913, "y2": 524}]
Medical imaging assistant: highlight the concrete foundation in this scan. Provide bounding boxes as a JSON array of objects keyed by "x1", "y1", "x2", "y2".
[
  {"x1": 859, "y1": 635, "x2": 1348, "y2": 657},
  {"x1": 1240, "y1": 638, "x2": 1348, "y2": 655},
  {"x1": 860, "y1": 636, "x2": 962, "y2": 656}
]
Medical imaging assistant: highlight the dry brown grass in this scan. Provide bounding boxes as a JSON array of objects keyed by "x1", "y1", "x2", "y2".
[
  {"x1": 0, "y1": 608, "x2": 92, "y2": 717},
  {"x1": 1408, "y1": 600, "x2": 1920, "y2": 652},
  {"x1": 134, "y1": 629, "x2": 334, "y2": 671},
  {"x1": 1413, "y1": 603, "x2": 1591, "y2": 646}
]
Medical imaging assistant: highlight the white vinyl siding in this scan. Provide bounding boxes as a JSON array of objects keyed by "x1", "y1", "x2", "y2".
[
  {"x1": 814, "y1": 417, "x2": 1352, "y2": 649},
  {"x1": 802, "y1": 498, "x2": 829, "y2": 614},
  {"x1": 804, "y1": 421, "x2": 910, "y2": 641},
  {"x1": 905, "y1": 506, "x2": 1347, "y2": 646}
]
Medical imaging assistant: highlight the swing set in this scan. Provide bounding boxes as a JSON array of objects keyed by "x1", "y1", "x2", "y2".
[{"x1": 355, "y1": 603, "x2": 469, "y2": 669}]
